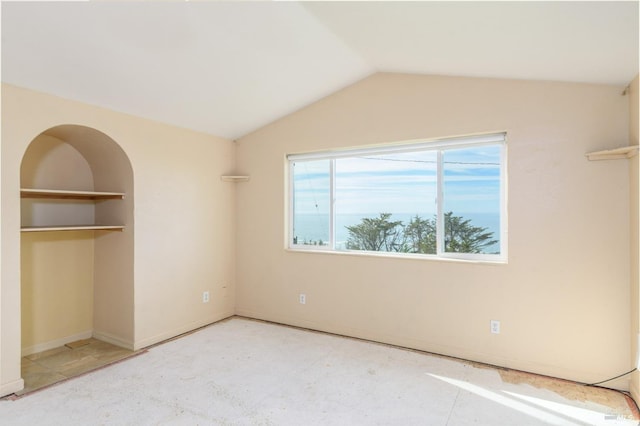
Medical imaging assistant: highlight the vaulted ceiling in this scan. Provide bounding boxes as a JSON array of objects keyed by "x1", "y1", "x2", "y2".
[{"x1": 2, "y1": 1, "x2": 638, "y2": 140}]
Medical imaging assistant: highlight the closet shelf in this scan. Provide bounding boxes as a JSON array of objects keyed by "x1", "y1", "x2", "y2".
[
  {"x1": 586, "y1": 146, "x2": 639, "y2": 161},
  {"x1": 21, "y1": 189, "x2": 125, "y2": 232},
  {"x1": 21, "y1": 225, "x2": 125, "y2": 233},
  {"x1": 20, "y1": 188, "x2": 125, "y2": 200},
  {"x1": 220, "y1": 176, "x2": 250, "y2": 182}
]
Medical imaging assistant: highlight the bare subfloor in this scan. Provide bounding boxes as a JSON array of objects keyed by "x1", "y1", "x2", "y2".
[
  {"x1": 19, "y1": 338, "x2": 144, "y2": 396},
  {"x1": 2, "y1": 317, "x2": 638, "y2": 425}
]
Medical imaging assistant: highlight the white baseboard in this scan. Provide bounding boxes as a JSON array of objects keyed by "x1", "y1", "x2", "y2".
[
  {"x1": 0, "y1": 378, "x2": 25, "y2": 398},
  {"x1": 21, "y1": 330, "x2": 93, "y2": 356},
  {"x1": 92, "y1": 331, "x2": 134, "y2": 351}
]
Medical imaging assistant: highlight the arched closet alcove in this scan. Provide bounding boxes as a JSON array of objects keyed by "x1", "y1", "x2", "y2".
[{"x1": 20, "y1": 125, "x2": 134, "y2": 357}]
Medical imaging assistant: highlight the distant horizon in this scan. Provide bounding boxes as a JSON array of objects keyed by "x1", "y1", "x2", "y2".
[
  {"x1": 297, "y1": 211, "x2": 499, "y2": 217},
  {"x1": 294, "y1": 211, "x2": 501, "y2": 251}
]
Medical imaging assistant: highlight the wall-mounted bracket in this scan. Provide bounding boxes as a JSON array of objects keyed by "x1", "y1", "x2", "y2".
[
  {"x1": 586, "y1": 146, "x2": 639, "y2": 161},
  {"x1": 220, "y1": 175, "x2": 250, "y2": 182}
]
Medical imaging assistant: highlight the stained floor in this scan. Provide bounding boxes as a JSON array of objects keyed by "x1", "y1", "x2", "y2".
[
  {"x1": 2, "y1": 317, "x2": 639, "y2": 425},
  {"x1": 19, "y1": 338, "x2": 144, "y2": 396}
]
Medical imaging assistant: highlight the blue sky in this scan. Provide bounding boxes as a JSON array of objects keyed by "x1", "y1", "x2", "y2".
[{"x1": 292, "y1": 145, "x2": 501, "y2": 217}]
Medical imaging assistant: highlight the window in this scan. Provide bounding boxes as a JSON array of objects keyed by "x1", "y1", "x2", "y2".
[{"x1": 288, "y1": 133, "x2": 507, "y2": 262}]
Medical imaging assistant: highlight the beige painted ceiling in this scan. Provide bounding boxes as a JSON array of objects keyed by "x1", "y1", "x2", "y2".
[{"x1": 2, "y1": 1, "x2": 638, "y2": 140}]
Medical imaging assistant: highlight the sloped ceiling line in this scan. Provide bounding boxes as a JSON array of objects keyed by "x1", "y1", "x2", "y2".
[{"x1": 2, "y1": 1, "x2": 638, "y2": 140}]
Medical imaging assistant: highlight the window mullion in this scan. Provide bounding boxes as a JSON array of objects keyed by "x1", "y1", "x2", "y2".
[
  {"x1": 436, "y1": 150, "x2": 444, "y2": 255},
  {"x1": 330, "y1": 158, "x2": 336, "y2": 249}
]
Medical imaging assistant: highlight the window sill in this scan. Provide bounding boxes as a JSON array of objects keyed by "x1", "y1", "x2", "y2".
[{"x1": 285, "y1": 247, "x2": 507, "y2": 265}]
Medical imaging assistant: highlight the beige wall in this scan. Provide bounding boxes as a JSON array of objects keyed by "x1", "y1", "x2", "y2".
[
  {"x1": 1, "y1": 84, "x2": 237, "y2": 396},
  {"x1": 236, "y1": 73, "x2": 631, "y2": 387},
  {"x1": 21, "y1": 135, "x2": 95, "y2": 226},
  {"x1": 21, "y1": 232, "x2": 94, "y2": 354},
  {"x1": 629, "y1": 75, "x2": 640, "y2": 401}
]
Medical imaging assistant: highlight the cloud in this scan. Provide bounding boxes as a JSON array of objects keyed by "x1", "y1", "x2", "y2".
[{"x1": 292, "y1": 146, "x2": 502, "y2": 214}]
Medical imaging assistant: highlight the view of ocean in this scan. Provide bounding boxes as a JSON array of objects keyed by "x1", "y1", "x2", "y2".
[{"x1": 293, "y1": 212, "x2": 501, "y2": 252}]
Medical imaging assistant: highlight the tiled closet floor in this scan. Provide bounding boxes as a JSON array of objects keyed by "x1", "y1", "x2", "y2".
[{"x1": 19, "y1": 338, "x2": 144, "y2": 396}]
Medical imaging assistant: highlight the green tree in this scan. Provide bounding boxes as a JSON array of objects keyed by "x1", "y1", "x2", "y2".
[
  {"x1": 345, "y1": 213, "x2": 404, "y2": 252},
  {"x1": 345, "y1": 212, "x2": 497, "y2": 255},
  {"x1": 443, "y1": 212, "x2": 498, "y2": 254},
  {"x1": 403, "y1": 215, "x2": 436, "y2": 254}
]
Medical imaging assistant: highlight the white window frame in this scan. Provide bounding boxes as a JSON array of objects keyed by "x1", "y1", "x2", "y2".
[{"x1": 288, "y1": 133, "x2": 507, "y2": 262}]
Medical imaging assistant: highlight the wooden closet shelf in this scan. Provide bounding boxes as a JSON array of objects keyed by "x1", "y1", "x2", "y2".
[
  {"x1": 21, "y1": 225, "x2": 125, "y2": 233},
  {"x1": 20, "y1": 188, "x2": 125, "y2": 200}
]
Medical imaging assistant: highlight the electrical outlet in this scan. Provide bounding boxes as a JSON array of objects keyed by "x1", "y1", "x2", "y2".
[
  {"x1": 490, "y1": 320, "x2": 500, "y2": 334},
  {"x1": 299, "y1": 294, "x2": 306, "y2": 305},
  {"x1": 203, "y1": 291, "x2": 210, "y2": 303}
]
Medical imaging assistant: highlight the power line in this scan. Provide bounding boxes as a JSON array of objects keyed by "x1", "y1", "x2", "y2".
[{"x1": 359, "y1": 156, "x2": 499, "y2": 166}]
